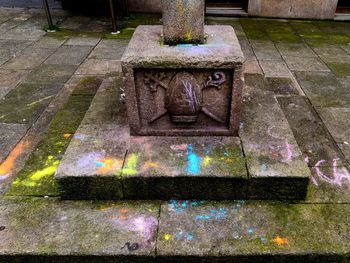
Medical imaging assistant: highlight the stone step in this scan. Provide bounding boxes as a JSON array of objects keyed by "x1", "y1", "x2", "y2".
[
  {"x1": 54, "y1": 77, "x2": 310, "y2": 200},
  {"x1": 0, "y1": 197, "x2": 349, "y2": 262}
]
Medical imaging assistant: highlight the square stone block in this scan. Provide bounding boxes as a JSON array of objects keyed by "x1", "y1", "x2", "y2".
[{"x1": 121, "y1": 25, "x2": 245, "y2": 136}]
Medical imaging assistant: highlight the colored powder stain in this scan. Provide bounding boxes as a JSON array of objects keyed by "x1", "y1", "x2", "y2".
[
  {"x1": 168, "y1": 200, "x2": 190, "y2": 213},
  {"x1": 261, "y1": 164, "x2": 268, "y2": 172},
  {"x1": 63, "y1": 133, "x2": 72, "y2": 139},
  {"x1": 195, "y1": 215, "x2": 211, "y2": 220},
  {"x1": 247, "y1": 228, "x2": 254, "y2": 235},
  {"x1": 202, "y1": 156, "x2": 212, "y2": 167},
  {"x1": 0, "y1": 141, "x2": 30, "y2": 179},
  {"x1": 163, "y1": 234, "x2": 172, "y2": 241},
  {"x1": 187, "y1": 234, "x2": 194, "y2": 241},
  {"x1": 187, "y1": 144, "x2": 201, "y2": 175},
  {"x1": 96, "y1": 158, "x2": 123, "y2": 174},
  {"x1": 143, "y1": 162, "x2": 160, "y2": 169},
  {"x1": 123, "y1": 154, "x2": 138, "y2": 175},
  {"x1": 260, "y1": 237, "x2": 268, "y2": 243},
  {"x1": 273, "y1": 236, "x2": 289, "y2": 247}
]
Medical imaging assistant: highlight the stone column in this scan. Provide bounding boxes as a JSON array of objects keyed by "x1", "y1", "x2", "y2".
[{"x1": 162, "y1": 0, "x2": 205, "y2": 45}]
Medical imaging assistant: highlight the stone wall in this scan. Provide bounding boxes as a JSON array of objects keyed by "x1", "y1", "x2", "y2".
[
  {"x1": 248, "y1": 0, "x2": 338, "y2": 19},
  {"x1": 127, "y1": 0, "x2": 339, "y2": 19}
]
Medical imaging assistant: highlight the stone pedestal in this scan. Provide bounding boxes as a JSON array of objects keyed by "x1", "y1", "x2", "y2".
[{"x1": 121, "y1": 25, "x2": 245, "y2": 136}]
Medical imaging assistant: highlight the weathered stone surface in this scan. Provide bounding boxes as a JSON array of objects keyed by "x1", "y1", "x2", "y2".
[
  {"x1": 275, "y1": 43, "x2": 317, "y2": 58},
  {"x1": 327, "y1": 63, "x2": 350, "y2": 77},
  {"x1": 306, "y1": 166, "x2": 350, "y2": 203},
  {"x1": 44, "y1": 45, "x2": 93, "y2": 65},
  {"x1": 317, "y1": 107, "x2": 350, "y2": 143},
  {"x1": 24, "y1": 64, "x2": 77, "y2": 84},
  {"x1": 0, "y1": 124, "x2": 27, "y2": 163},
  {"x1": 2, "y1": 47, "x2": 55, "y2": 70},
  {"x1": 55, "y1": 124, "x2": 129, "y2": 199},
  {"x1": 30, "y1": 36, "x2": 66, "y2": 49},
  {"x1": 240, "y1": 87, "x2": 310, "y2": 199},
  {"x1": 284, "y1": 56, "x2": 330, "y2": 72},
  {"x1": 278, "y1": 96, "x2": 346, "y2": 167},
  {"x1": 295, "y1": 72, "x2": 350, "y2": 107},
  {"x1": 162, "y1": 0, "x2": 205, "y2": 45},
  {"x1": 65, "y1": 35, "x2": 101, "y2": 46},
  {"x1": 89, "y1": 39, "x2": 129, "y2": 60},
  {"x1": 0, "y1": 197, "x2": 159, "y2": 259},
  {"x1": 312, "y1": 46, "x2": 350, "y2": 63},
  {"x1": 0, "y1": 69, "x2": 29, "y2": 99},
  {"x1": 0, "y1": 82, "x2": 63, "y2": 125},
  {"x1": 157, "y1": 201, "x2": 350, "y2": 259},
  {"x1": 0, "y1": 39, "x2": 31, "y2": 58},
  {"x1": 339, "y1": 143, "x2": 350, "y2": 164},
  {"x1": 81, "y1": 76, "x2": 128, "y2": 125},
  {"x1": 122, "y1": 136, "x2": 247, "y2": 200},
  {"x1": 122, "y1": 25, "x2": 244, "y2": 136},
  {"x1": 259, "y1": 60, "x2": 292, "y2": 78},
  {"x1": 250, "y1": 40, "x2": 282, "y2": 60},
  {"x1": 76, "y1": 59, "x2": 121, "y2": 75}
]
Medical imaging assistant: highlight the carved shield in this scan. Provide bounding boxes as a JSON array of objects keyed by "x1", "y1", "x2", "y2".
[{"x1": 165, "y1": 72, "x2": 202, "y2": 123}]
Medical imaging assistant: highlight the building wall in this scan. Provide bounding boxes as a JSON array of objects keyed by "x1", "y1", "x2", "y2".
[
  {"x1": 128, "y1": 0, "x2": 339, "y2": 19},
  {"x1": 248, "y1": 0, "x2": 338, "y2": 19}
]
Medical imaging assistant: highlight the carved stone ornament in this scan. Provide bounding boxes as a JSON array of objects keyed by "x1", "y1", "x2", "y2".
[{"x1": 144, "y1": 71, "x2": 226, "y2": 124}]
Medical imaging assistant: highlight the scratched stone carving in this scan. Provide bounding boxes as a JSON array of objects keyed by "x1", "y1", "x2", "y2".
[{"x1": 143, "y1": 70, "x2": 227, "y2": 124}]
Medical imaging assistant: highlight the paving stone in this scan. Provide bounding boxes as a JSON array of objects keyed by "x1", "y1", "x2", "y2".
[
  {"x1": 283, "y1": 56, "x2": 330, "y2": 72},
  {"x1": 342, "y1": 44, "x2": 350, "y2": 55},
  {"x1": 237, "y1": 37, "x2": 255, "y2": 60},
  {"x1": 76, "y1": 59, "x2": 121, "y2": 75},
  {"x1": 278, "y1": 96, "x2": 346, "y2": 168},
  {"x1": 0, "y1": 39, "x2": 31, "y2": 57},
  {"x1": 58, "y1": 16, "x2": 92, "y2": 30},
  {"x1": 0, "y1": 197, "x2": 159, "y2": 259},
  {"x1": 30, "y1": 36, "x2": 66, "y2": 49},
  {"x1": 0, "y1": 69, "x2": 29, "y2": 99},
  {"x1": 122, "y1": 136, "x2": 247, "y2": 200},
  {"x1": 327, "y1": 63, "x2": 350, "y2": 77},
  {"x1": 1, "y1": 47, "x2": 55, "y2": 70},
  {"x1": 55, "y1": 124, "x2": 129, "y2": 200},
  {"x1": 24, "y1": 64, "x2": 77, "y2": 84},
  {"x1": 65, "y1": 35, "x2": 101, "y2": 46},
  {"x1": 240, "y1": 87, "x2": 310, "y2": 200},
  {"x1": 259, "y1": 60, "x2": 292, "y2": 78},
  {"x1": 295, "y1": 72, "x2": 350, "y2": 107},
  {"x1": 157, "y1": 201, "x2": 350, "y2": 260},
  {"x1": 317, "y1": 107, "x2": 350, "y2": 143},
  {"x1": 265, "y1": 77, "x2": 302, "y2": 96},
  {"x1": 338, "y1": 143, "x2": 350, "y2": 164},
  {"x1": 312, "y1": 46, "x2": 350, "y2": 63},
  {"x1": 88, "y1": 39, "x2": 129, "y2": 59},
  {"x1": 0, "y1": 123, "x2": 27, "y2": 163},
  {"x1": 81, "y1": 75, "x2": 128, "y2": 125},
  {"x1": 250, "y1": 40, "x2": 282, "y2": 60},
  {"x1": 44, "y1": 45, "x2": 93, "y2": 65},
  {"x1": 0, "y1": 18, "x2": 46, "y2": 40},
  {"x1": 275, "y1": 43, "x2": 317, "y2": 58},
  {"x1": 305, "y1": 166, "x2": 350, "y2": 203},
  {"x1": 0, "y1": 82, "x2": 63, "y2": 125},
  {"x1": 67, "y1": 75, "x2": 103, "y2": 95}
]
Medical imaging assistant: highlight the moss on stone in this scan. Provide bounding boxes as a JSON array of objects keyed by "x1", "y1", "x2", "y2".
[
  {"x1": 103, "y1": 28, "x2": 135, "y2": 39},
  {"x1": 327, "y1": 63, "x2": 350, "y2": 77},
  {"x1": 268, "y1": 33, "x2": 301, "y2": 43},
  {"x1": 72, "y1": 76, "x2": 102, "y2": 95}
]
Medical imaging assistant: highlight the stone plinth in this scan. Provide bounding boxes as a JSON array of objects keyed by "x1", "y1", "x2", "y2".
[
  {"x1": 162, "y1": 0, "x2": 205, "y2": 45},
  {"x1": 121, "y1": 25, "x2": 245, "y2": 136}
]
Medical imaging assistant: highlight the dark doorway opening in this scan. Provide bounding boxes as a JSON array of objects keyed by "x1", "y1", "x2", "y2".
[
  {"x1": 206, "y1": 0, "x2": 248, "y2": 15},
  {"x1": 337, "y1": 0, "x2": 350, "y2": 13}
]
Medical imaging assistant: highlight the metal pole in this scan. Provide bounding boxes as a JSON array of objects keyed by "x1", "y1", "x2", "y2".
[
  {"x1": 42, "y1": 0, "x2": 54, "y2": 30},
  {"x1": 109, "y1": 0, "x2": 119, "y2": 33}
]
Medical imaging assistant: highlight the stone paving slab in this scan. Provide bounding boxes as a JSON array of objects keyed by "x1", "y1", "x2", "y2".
[
  {"x1": 24, "y1": 64, "x2": 77, "y2": 84},
  {"x1": 250, "y1": 40, "x2": 282, "y2": 60},
  {"x1": 55, "y1": 124, "x2": 129, "y2": 200},
  {"x1": 0, "y1": 69, "x2": 29, "y2": 99},
  {"x1": 44, "y1": 45, "x2": 93, "y2": 66},
  {"x1": 295, "y1": 72, "x2": 350, "y2": 107},
  {"x1": 317, "y1": 107, "x2": 350, "y2": 143},
  {"x1": 259, "y1": 60, "x2": 292, "y2": 78},
  {"x1": 327, "y1": 62, "x2": 350, "y2": 77},
  {"x1": 284, "y1": 56, "x2": 330, "y2": 72},
  {"x1": 0, "y1": 39, "x2": 31, "y2": 57},
  {"x1": 1, "y1": 47, "x2": 55, "y2": 70},
  {"x1": 64, "y1": 35, "x2": 101, "y2": 46},
  {"x1": 275, "y1": 43, "x2": 317, "y2": 58},
  {"x1": 88, "y1": 39, "x2": 129, "y2": 60},
  {"x1": 157, "y1": 200, "x2": 350, "y2": 260},
  {"x1": 0, "y1": 197, "x2": 159, "y2": 259},
  {"x1": 76, "y1": 59, "x2": 121, "y2": 75},
  {"x1": 0, "y1": 82, "x2": 63, "y2": 125},
  {"x1": 305, "y1": 166, "x2": 350, "y2": 204},
  {"x1": 0, "y1": 123, "x2": 27, "y2": 163},
  {"x1": 338, "y1": 143, "x2": 350, "y2": 164},
  {"x1": 240, "y1": 87, "x2": 310, "y2": 200},
  {"x1": 277, "y1": 96, "x2": 346, "y2": 168},
  {"x1": 30, "y1": 36, "x2": 66, "y2": 49},
  {"x1": 122, "y1": 136, "x2": 247, "y2": 200}
]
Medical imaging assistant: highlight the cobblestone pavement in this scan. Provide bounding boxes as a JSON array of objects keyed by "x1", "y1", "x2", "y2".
[{"x1": 0, "y1": 8, "x2": 350, "y2": 261}]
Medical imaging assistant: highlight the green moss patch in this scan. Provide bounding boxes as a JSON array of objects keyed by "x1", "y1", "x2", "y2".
[
  {"x1": 6, "y1": 89, "x2": 98, "y2": 197},
  {"x1": 327, "y1": 63, "x2": 350, "y2": 77}
]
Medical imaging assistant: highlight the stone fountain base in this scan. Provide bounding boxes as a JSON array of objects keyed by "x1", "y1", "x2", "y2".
[{"x1": 121, "y1": 25, "x2": 245, "y2": 136}]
